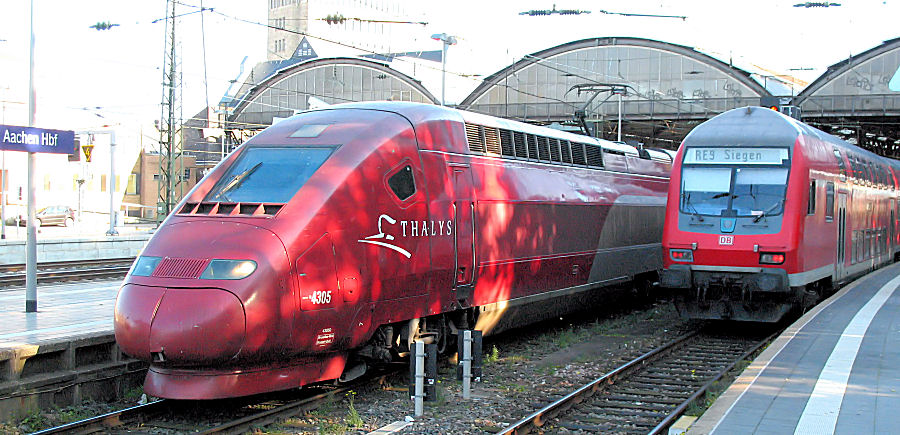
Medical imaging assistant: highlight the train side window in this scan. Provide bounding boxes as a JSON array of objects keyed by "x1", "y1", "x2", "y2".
[
  {"x1": 387, "y1": 165, "x2": 416, "y2": 201},
  {"x1": 807, "y1": 180, "x2": 816, "y2": 215},
  {"x1": 833, "y1": 148, "x2": 846, "y2": 179},
  {"x1": 825, "y1": 182, "x2": 834, "y2": 222}
]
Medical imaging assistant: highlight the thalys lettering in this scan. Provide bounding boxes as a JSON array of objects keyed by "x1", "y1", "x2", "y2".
[{"x1": 357, "y1": 213, "x2": 452, "y2": 259}]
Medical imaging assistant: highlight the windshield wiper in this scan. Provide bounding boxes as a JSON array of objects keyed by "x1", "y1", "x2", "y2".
[
  {"x1": 681, "y1": 193, "x2": 705, "y2": 222},
  {"x1": 753, "y1": 200, "x2": 783, "y2": 223},
  {"x1": 214, "y1": 162, "x2": 262, "y2": 202}
]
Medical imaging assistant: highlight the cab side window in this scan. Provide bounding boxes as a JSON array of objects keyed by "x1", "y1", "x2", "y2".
[
  {"x1": 807, "y1": 180, "x2": 816, "y2": 215},
  {"x1": 825, "y1": 182, "x2": 835, "y2": 222},
  {"x1": 388, "y1": 165, "x2": 416, "y2": 201}
]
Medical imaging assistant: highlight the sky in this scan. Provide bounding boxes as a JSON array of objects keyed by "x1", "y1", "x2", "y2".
[{"x1": 0, "y1": 0, "x2": 898, "y2": 134}]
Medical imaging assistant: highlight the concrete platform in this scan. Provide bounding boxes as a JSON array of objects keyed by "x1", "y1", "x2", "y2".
[
  {"x1": 690, "y1": 262, "x2": 900, "y2": 434},
  {"x1": 0, "y1": 279, "x2": 146, "y2": 422}
]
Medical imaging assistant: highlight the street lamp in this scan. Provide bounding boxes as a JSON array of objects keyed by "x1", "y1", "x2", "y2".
[{"x1": 431, "y1": 33, "x2": 457, "y2": 106}]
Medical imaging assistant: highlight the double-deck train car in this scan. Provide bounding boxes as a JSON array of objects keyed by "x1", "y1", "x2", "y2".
[
  {"x1": 660, "y1": 106, "x2": 900, "y2": 322},
  {"x1": 114, "y1": 102, "x2": 671, "y2": 399}
]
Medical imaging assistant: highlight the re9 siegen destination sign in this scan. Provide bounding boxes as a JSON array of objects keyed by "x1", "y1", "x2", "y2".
[{"x1": 683, "y1": 147, "x2": 789, "y2": 165}]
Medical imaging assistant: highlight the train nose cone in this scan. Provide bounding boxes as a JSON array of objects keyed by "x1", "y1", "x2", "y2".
[
  {"x1": 115, "y1": 284, "x2": 164, "y2": 359},
  {"x1": 150, "y1": 288, "x2": 245, "y2": 364},
  {"x1": 115, "y1": 285, "x2": 246, "y2": 364}
]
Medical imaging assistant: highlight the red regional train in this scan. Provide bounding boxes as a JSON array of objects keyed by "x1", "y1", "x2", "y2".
[
  {"x1": 660, "y1": 106, "x2": 900, "y2": 322},
  {"x1": 114, "y1": 102, "x2": 672, "y2": 399}
]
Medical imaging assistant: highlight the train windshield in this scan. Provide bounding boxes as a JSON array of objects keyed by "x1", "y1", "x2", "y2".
[
  {"x1": 681, "y1": 166, "x2": 789, "y2": 218},
  {"x1": 205, "y1": 146, "x2": 334, "y2": 203}
]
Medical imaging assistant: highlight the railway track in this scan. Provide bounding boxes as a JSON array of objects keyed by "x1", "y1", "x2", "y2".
[
  {"x1": 502, "y1": 326, "x2": 780, "y2": 434},
  {"x1": 33, "y1": 366, "x2": 403, "y2": 434},
  {"x1": 0, "y1": 257, "x2": 134, "y2": 287}
]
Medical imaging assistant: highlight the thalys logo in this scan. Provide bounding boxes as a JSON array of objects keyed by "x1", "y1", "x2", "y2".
[{"x1": 357, "y1": 214, "x2": 453, "y2": 259}]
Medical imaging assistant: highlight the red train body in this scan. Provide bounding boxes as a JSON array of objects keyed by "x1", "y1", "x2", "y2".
[
  {"x1": 114, "y1": 102, "x2": 671, "y2": 399},
  {"x1": 660, "y1": 106, "x2": 900, "y2": 322}
]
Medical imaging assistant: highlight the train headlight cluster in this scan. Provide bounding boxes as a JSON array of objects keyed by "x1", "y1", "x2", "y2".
[
  {"x1": 130, "y1": 256, "x2": 162, "y2": 276},
  {"x1": 670, "y1": 249, "x2": 693, "y2": 262},
  {"x1": 759, "y1": 253, "x2": 786, "y2": 265},
  {"x1": 200, "y1": 260, "x2": 258, "y2": 280}
]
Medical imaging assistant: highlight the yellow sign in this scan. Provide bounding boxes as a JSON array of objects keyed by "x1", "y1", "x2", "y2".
[{"x1": 82, "y1": 144, "x2": 94, "y2": 162}]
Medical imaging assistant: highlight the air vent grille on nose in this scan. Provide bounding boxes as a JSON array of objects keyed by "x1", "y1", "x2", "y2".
[
  {"x1": 152, "y1": 258, "x2": 208, "y2": 278},
  {"x1": 178, "y1": 202, "x2": 283, "y2": 216}
]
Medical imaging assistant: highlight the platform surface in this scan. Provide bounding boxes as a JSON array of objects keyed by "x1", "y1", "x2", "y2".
[
  {"x1": 690, "y1": 262, "x2": 900, "y2": 434},
  {"x1": 0, "y1": 280, "x2": 120, "y2": 349}
]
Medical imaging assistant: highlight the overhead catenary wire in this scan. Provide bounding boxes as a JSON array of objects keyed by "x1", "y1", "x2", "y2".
[
  {"x1": 199, "y1": 0, "x2": 210, "y2": 113},
  {"x1": 207, "y1": 5, "x2": 725, "y2": 117}
]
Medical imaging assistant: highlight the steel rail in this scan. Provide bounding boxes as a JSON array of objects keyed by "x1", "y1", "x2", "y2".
[
  {"x1": 0, "y1": 257, "x2": 135, "y2": 274},
  {"x1": 0, "y1": 258, "x2": 134, "y2": 287},
  {"x1": 31, "y1": 400, "x2": 174, "y2": 434},
  {"x1": 499, "y1": 330, "x2": 700, "y2": 435},
  {"x1": 198, "y1": 386, "x2": 355, "y2": 435},
  {"x1": 647, "y1": 329, "x2": 781, "y2": 435},
  {"x1": 34, "y1": 367, "x2": 403, "y2": 434}
]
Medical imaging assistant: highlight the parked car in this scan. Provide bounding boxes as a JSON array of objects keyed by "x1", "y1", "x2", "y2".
[{"x1": 9, "y1": 206, "x2": 76, "y2": 227}]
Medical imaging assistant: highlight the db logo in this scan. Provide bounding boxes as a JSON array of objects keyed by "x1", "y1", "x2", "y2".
[{"x1": 719, "y1": 236, "x2": 734, "y2": 245}]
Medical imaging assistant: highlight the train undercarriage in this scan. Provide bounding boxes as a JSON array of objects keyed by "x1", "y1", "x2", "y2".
[{"x1": 663, "y1": 266, "x2": 831, "y2": 323}]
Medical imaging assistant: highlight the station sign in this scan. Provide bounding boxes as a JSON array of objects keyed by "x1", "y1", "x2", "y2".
[
  {"x1": 683, "y1": 147, "x2": 789, "y2": 165},
  {"x1": 0, "y1": 124, "x2": 76, "y2": 155}
]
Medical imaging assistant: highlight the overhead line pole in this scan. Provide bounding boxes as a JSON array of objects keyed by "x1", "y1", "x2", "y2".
[
  {"x1": 25, "y1": 0, "x2": 37, "y2": 312},
  {"x1": 158, "y1": 0, "x2": 183, "y2": 222}
]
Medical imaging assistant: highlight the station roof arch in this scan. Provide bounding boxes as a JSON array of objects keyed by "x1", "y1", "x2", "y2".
[
  {"x1": 227, "y1": 57, "x2": 439, "y2": 129},
  {"x1": 459, "y1": 37, "x2": 771, "y2": 124},
  {"x1": 796, "y1": 37, "x2": 900, "y2": 118}
]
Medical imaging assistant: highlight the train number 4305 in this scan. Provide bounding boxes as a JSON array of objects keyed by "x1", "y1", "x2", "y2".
[
  {"x1": 719, "y1": 236, "x2": 734, "y2": 245},
  {"x1": 310, "y1": 290, "x2": 332, "y2": 304}
]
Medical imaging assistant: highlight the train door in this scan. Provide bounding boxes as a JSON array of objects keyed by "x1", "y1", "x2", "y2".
[
  {"x1": 890, "y1": 199, "x2": 895, "y2": 259},
  {"x1": 450, "y1": 163, "x2": 476, "y2": 303},
  {"x1": 836, "y1": 193, "x2": 848, "y2": 279}
]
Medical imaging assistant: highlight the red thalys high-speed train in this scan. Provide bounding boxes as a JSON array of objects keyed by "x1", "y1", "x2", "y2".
[
  {"x1": 660, "y1": 106, "x2": 900, "y2": 322},
  {"x1": 114, "y1": 101, "x2": 672, "y2": 399}
]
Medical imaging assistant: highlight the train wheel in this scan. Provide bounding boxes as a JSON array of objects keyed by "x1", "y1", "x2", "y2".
[
  {"x1": 408, "y1": 316, "x2": 452, "y2": 354},
  {"x1": 432, "y1": 315, "x2": 450, "y2": 354}
]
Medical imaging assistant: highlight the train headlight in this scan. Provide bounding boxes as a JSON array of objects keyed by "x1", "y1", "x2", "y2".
[
  {"x1": 670, "y1": 249, "x2": 693, "y2": 262},
  {"x1": 130, "y1": 256, "x2": 162, "y2": 277},
  {"x1": 759, "y1": 252, "x2": 786, "y2": 265},
  {"x1": 200, "y1": 259, "x2": 258, "y2": 280}
]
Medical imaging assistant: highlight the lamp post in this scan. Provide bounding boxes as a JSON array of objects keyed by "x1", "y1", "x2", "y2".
[
  {"x1": 431, "y1": 33, "x2": 457, "y2": 106},
  {"x1": 76, "y1": 129, "x2": 119, "y2": 236},
  {"x1": 107, "y1": 130, "x2": 118, "y2": 236}
]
